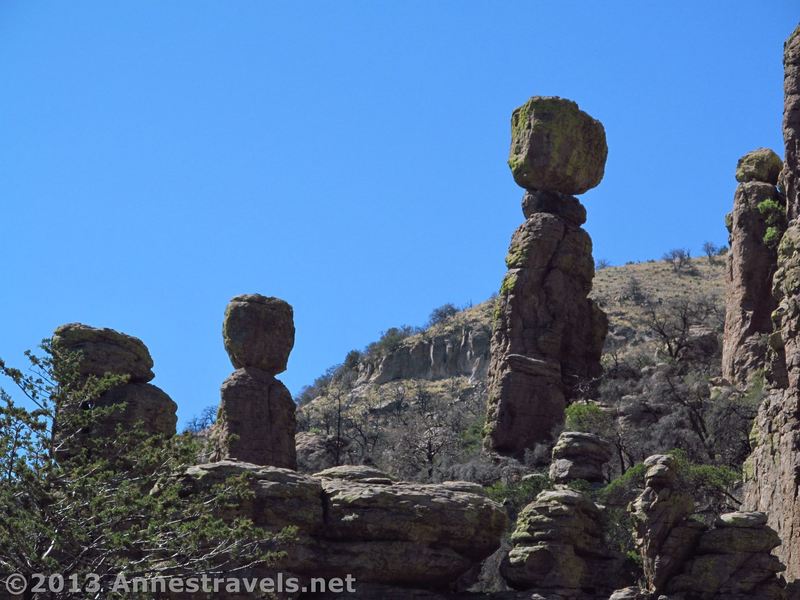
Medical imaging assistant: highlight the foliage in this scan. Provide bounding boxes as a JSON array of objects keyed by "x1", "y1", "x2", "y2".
[
  {"x1": 596, "y1": 258, "x2": 611, "y2": 270},
  {"x1": 427, "y1": 303, "x2": 459, "y2": 327},
  {"x1": 565, "y1": 402, "x2": 614, "y2": 437},
  {"x1": 662, "y1": 248, "x2": 693, "y2": 274},
  {"x1": 758, "y1": 198, "x2": 787, "y2": 249},
  {"x1": 486, "y1": 475, "x2": 551, "y2": 518},
  {"x1": 365, "y1": 325, "x2": 420, "y2": 357},
  {"x1": 0, "y1": 342, "x2": 283, "y2": 598}
]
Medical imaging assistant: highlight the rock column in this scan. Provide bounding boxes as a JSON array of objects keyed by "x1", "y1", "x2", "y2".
[
  {"x1": 484, "y1": 96, "x2": 608, "y2": 458},
  {"x1": 721, "y1": 148, "x2": 785, "y2": 387},
  {"x1": 214, "y1": 294, "x2": 297, "y2": 469}
]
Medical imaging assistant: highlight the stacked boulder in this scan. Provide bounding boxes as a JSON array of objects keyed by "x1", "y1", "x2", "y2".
[
  {"x1": 500, "y1": 488, "x2": 623, "y2": 597},
  {"x1": 182, "y1": 461, "x2": 507, "y2": 594},
  {"x1": 625, "y1": 454, "x2": 787, "y2": 599},
  {"x1": 721, "y1": 147, "x2": 785, "y2": 387},
  {"x1": 213, "y1": 294, "x2": 297, "y2": 469},
  {"x1": 484, "y1": 96, "x2": 608, "y2": 458},
  {"x1": 548, "y1": 431, "x2": 612, "y2": 485},
  {"x1": 52, "y1": 323, "x2": 177, "y2": 439}
]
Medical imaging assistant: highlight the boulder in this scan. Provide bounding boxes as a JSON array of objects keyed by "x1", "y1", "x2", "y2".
[
  {"x1": 522, "y1": 189, "x2": 587, "y2": 226},
  {"x1": 94, "y1": 382, "x2": 177, "y2": 438},
  {"x1": 735, "y1": 147, "x2": 783, "y2": 184},
  {"x1": 295, "y1": 431, "x2": 341, "y2": 473},
  {"x1": 222, "y1": 294, "x2": 295, "y2": 375},
  {"x1": 500, "y1": 488, "x2": 623, "y2": 596},
  {"x1": 52, "y1": 322, "x2": 154, "y2": 382},
  {"x1": 508, "y1": 96, "x2": 607, "y2": 195},
  {"x1": 214, "y1": 367, "x2": 297, "y2": 469},
  {"x1": 548, "y1": 431, "x2": 612, "y2": 484}
]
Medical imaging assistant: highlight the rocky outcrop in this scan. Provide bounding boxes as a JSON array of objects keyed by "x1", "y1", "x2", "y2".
[
  {"x1": 630, "y1": 455, "x2": 787, "y2": 599},
  {"x1": 357, "y1": 324, "x2": 491, "y2": 385},
  {"x1": 52, "y1": 323, "x2": 177, "y2": 439},
  {"x1": 484, "y1": 96, "x2": 608, "y2": 458},
  {"x1": 214, "y1": 294, "x2": 297, "y2": 469},
  {"x1": 784, "y1": 26, "x2": 800, "y2": 220},
  {"x1": 742, "y1": 25, "x2": 800, "y2": 583},
  {"x1": 500, "y1": 488, "x2": 623, "y2": 597},
  {"x1": 183, "y1": 460, "x2": 507, "y2": 591},
  {"x1": 548, "y1": 431, "x2": 612, "y2": 485},
  {"x1": 721, "y1": 160, "x2": 784, "y2": 386}
]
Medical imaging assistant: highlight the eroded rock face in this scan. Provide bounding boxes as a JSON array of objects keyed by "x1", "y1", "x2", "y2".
[
  {"x1": 736, "y1": 147, "x2": 783, "y2": 185},
  {"x1": 721, "y1": 177, "x2": 784, "y2": 386},
  {"x1": 183, "y1": 461, "x2": 507, "y2": 591},
  {"x1": 484, "y1": 211, "x2": 607, "y2": 456},
  {"x1": 53, "y1": 323, "x2": 155, "y2": 382},
  {"x1": 223, "y1": 294, "x2": 295, "y2": 375},
  {"x1": 214, "y1": 367, "x2": 296, "y2": 469},
  {"x1": 52, "y1": 323, "x2": 176, "y2": 440},
  {"x1": 783, "y1": 27, "x2": 800, "y2": 219},
  {"x1": 548, "y1": 431, "x2": 612, "y2": 484},
  {"x1": 500, "y1": 488, "x2": 623, "y2": 597},
  {"x1": 508, "y1": 96, "x2": 607, "y2": 195}
]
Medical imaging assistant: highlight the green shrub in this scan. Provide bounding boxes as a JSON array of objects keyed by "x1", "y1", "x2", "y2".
[
  {"x1": 486, "y1": 475, "x2": 552, "y2": 517},
  {"x1": 564, "y1": 402, "x2": 615, "y2": 438}
]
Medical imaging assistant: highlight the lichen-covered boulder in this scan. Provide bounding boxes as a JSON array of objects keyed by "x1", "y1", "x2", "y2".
[
  {"x1": 52, "y1": 323, "x2": 154, "y2": 382},
  {"x1": 735, "y1": 147, "x2": 783, "y2": 184},
  {"x1": 222, "y1": 294, "x2": 295, "y2": 375},
  {"x1": 94, "y1": 382, "x2": 177, "y2": 438},
  {"x1": 548, "y1": 431, "x2": 612, "y2": 484},
  {"x1": 521, "y1": 189, "x2": 587, "y2": 225},
  {"x1": 508, "y1": 96, "x2": 607, "y2": 195}
]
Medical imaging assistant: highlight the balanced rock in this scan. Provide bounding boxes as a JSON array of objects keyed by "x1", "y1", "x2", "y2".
[
  {"x1": 548, "y1": 431, "x2": 612, "y2": 484},
  {"x1": 214, "y1": 367, "x2": 296, "y2": 469},
  {"x1": 508, "y1": 96, "x2": 607, "y2": 195},
  {"x1": 735, "y1": 147, "x2": 783, "y2": 184},
  {"x1": 52, "y1": 323, "x2": 154, "y2": 382},
  {"x1": 223, "y1": 294, "x2": 294, "y2": 375},
  {"x1": 721, "y1": 178, "x2": 784, "y2": 386},
  {"x1": 500, "y1": 488, "x2": 623, "y2": 596},
  {"x1": 522, "y1": 189, "x2": 587, "y2": 226}
]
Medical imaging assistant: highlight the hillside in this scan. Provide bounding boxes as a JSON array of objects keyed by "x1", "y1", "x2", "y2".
[{"x1": 296, "y1": 254, "x2": 733, "y2": 480}]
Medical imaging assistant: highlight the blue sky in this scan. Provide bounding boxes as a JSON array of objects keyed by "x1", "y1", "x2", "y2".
[{"x1": 1, "y1": 2, "x2": 796, "y2": 426}]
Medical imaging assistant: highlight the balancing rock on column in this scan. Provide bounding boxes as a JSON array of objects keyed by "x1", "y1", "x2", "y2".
[
  {"x1": 214, "y1": 294, "x2": 297, "y2": 469},
  {"x1": 484, "y1": 96, "x2": 608, "y2": 458}
]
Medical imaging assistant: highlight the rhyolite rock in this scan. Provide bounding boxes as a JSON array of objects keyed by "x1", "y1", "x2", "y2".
[
  {"x1": 548, "y1": 431, "x2": 612, "y2": 484},
  {"x1": 214, "y1": 367, "x2": 296, "y2": 469},
  {"x1": 508, "y1": 96, "x2": 607, "y2": 195},
  {"x1": 223, "y1": 294, "x2": 295, "y2": 375},
  {"x1": 182, "y1": 461, "x2": 507, "y2": 591},
  {"x1": 93, "y1": 382, "x2": 177, "y2": 438},
  {"x1": 52, "y1": 323, "x2": 154, "y2": 382},
  {"x1": 721, "y1": 178, "x2": 784, "y2": 386},
  {"x1": 735, "y1": 147, "x2": 783, "y2": 184},
  {"x1": 783, "y1": 26, "x2": 800, "y2": 219},
  {"x1": 500, "y1": 488, "x2": 623, "y2": 597},
  {"x1": 484, "y1": 210, "x2": 607, "y2": 457}
]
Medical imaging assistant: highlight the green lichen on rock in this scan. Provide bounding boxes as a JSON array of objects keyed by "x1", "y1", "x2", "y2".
[
  {"x1": 735, "y1": 148, "x2": 783, "y2": 185},
  {"x1": 499, "y1": 272, "x2": 519, "y2": 296},
  {"x1": 505, "y1": 240, "x2": 528, "y2": 268},
  {"x1": 724, "y1": 211, "x2": 733, "y2": 233},
  {"x1": 756, "y1": 198, "x2": 786, "y2": 249},
  {"x1": 508, "y1": 96, "x2": 607, "y2": 195}
]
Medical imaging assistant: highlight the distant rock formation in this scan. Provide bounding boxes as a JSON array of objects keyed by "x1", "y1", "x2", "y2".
[
  {"x1": 52, "y1": 323, "x2": 177, "y2": 440},
  {"x1": 213, "y1": 294, "x2": 297, "y2": 469},
  {"x1": 548, "y1": 431, "x2": 612, "y2": 485},
  {"x1": 721, "y1": 149, "x2": 785, "y2": 386},
  {"x1": 628, "y1": 454, "x2": 786, "y2": 600},
  {"x1": 182, "y1": 461, "x2": 507, "y2": 593},
  {"x1": 742, "y1": 24, "x2": 800, "y2": 583},
  {"x1": 484, "y1": 97, "x2": 608, "y2": 458}
]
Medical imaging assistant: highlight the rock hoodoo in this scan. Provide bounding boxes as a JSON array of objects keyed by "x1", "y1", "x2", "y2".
[
  {"x1": 721, "y1": 150, "x2": 785, "y2": 386},
  {"x1": 52, "y1": 323, "x2": 177, "y2": 438},
  {"x1": 484, "y1": 96, "x2": 608, "y2": 458},
  {"x1": 213, "y1": 294, "x2": 297, "y2": 469},
  {"x1": 548, "y1": 430, "x2": 612, "y2": 485}
]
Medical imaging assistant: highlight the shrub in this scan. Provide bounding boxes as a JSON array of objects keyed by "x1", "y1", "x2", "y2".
[{"x1": 427, "y1": 303, "x2": 459, "y2": 327}]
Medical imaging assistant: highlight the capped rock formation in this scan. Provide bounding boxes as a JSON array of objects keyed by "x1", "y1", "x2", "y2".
[
  {"x1": 484, "y1": 96, "x2": 608, "y2": 458},
  {"x1": 214, "y1": 294, "x2": 297, "y2": 469},
  {"x1": 721, "y1": 157, "x2": 785, "y2": 386},
  {"x1": 182, "y1": 460, "x2": 507, "y2": 592},
  {"x1": 52, "y1": 323, "x2": 177, "y2": 439}
]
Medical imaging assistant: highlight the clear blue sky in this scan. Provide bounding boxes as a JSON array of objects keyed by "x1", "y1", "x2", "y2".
[{"x1": 1, "y1": 2, "x2": 796, "y2": 427}]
